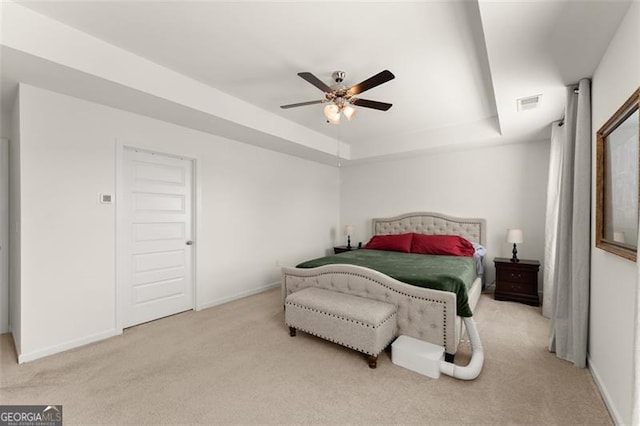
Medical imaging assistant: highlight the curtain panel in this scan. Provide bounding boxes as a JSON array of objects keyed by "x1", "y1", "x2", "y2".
[
  {"x1": 548, "y1": 79, "x2": 591, "y2": 368},
  {"x1": 633, "y1": 219, "x2": 640, "y2": 425},
  {"x1": 543, "y1": 122, "x2": 564, "y2": 318}
]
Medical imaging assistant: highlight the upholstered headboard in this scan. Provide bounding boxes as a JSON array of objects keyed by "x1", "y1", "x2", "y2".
[{"x1": 371, "y1": 212, "x2": 486, "y2": 246}]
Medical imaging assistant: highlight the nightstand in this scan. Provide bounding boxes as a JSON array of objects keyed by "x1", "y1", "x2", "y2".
[
  {"x1": 494, "y1": 257, "x2": 540, "y2": 306},
  {"x1": 334, "y1": 246, "x2": 358, "y2": 254}
]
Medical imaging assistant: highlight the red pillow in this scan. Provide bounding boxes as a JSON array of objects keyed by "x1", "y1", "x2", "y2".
[
  {"x1": 410, "y1": 234, "x2": 475, "y2": 257},
  {"x1": 364, "y1": 233, "x2": 413, "y2": 253}
]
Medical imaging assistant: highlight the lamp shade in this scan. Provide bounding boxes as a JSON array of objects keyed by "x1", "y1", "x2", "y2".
[
  {"x1": 343, "y1": 105, "x2": 357, "y2": 121},
  {"x1": 323, "y1": 104, "x2": 341, "y2": 125},
  {"x1": 506, "y1": 229, "x2": 523, "y2": 244},
  {"x1": 344, "y1": 225, "x2": 354, "y2": 236}
]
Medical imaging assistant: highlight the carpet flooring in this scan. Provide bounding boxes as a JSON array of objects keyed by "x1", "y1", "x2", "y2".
[{"x1": 0, "y1": 288, "x2": 612, "y2": 424}]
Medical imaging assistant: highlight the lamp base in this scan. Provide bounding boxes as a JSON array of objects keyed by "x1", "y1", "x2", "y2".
[
  {"x1": 511, "y1": 243, "x2": 519, "y2": 262},
  {"x1": 347, "y1": 235, "x2": 352, "y2": 250}
]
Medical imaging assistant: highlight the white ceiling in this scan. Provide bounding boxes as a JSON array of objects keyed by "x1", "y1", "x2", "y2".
[{"x1": 0, "y1": 0, "x2": 632, "y2": 164}]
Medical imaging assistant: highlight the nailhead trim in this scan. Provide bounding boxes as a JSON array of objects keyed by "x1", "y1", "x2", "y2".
[
  {"x1": 285, "y1": 312, "x2": 398, "y2": 357},
  {"x1": 286, "y1": 323, "x2": 394, "y2": 356},
  {"x1": 286, "y1": 301, "x2": 396, "y2": 329},
  {"x1": 288, "y1": 271, "x2": 446, "y2": 305}
]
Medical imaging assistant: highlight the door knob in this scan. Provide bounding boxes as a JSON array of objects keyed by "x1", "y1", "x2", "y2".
[{"x1": 186, "y1": 240, "x2": 193, "y2": 245}]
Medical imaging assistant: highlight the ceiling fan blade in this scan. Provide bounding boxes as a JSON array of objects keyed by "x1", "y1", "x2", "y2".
[
  {"x1": 347, "y1": 70, "x2": 395, "y2": 96},
  {"x1": 351, "y1": 98, "x2": 393, "y2": 111},
  {"x1": 298, "y1": 72, "x2": 332, "y2": 93},
  {"x1": 280, "y1": 100, "x2": 325, "y2": 109}
]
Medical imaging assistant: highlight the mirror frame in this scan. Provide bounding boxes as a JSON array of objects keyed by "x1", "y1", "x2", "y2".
[{"x1": 595, "y1": 87, "x2": 640, "y2": 262}]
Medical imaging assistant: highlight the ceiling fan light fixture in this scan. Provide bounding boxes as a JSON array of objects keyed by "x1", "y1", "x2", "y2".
[
  {"x1": 281, "y1": 69, "x2": 395, "y2": 124},
  {"x1": 324, "y1": 104, "x2": 341, "y2": 124},
  {"x1": 343, "y1": 104, "x2": 357, "y2": 121}
]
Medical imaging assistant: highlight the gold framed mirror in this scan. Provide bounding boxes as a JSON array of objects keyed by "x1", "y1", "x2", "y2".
[{"x1": 596, "y1": 87, "x2": 640, "y2": 261}]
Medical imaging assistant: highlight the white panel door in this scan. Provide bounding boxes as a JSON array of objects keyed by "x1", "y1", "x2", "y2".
[{"x1": 123, "y1": 148, "x2": 194, "y2": 327}]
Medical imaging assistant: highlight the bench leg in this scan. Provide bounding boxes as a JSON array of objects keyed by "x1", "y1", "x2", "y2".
[
  {"x1": 444, "y1": 352, "x2": 454, "y2": 363},
  {"x1": 289, "y1": 326, "x2": 296, "y2": 337},
  {"x1": 367, "y1": 354, "x2": 378, "y2": 369}
]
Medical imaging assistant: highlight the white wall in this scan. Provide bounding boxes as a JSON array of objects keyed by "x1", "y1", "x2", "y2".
[
  {"x1": 0, "y1": 138, "x2": 8, "y2": 333},
  {"x1": 16, "y1": 84, "x2": 340, "y2": 362},
  {"x1": 340, "y1": 141, "x2": 550, "y2": 288},
  {"x1": 9, "y1": 88, "x2": 21, "y2": 353},
  {"x1": 589, "y1": 3, "x2": 639, "y2": 424}
]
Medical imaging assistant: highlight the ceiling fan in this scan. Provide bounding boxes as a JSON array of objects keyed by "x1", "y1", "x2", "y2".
[{"x1": 280, "y1": 70, "x2": 395, "y2": 124}]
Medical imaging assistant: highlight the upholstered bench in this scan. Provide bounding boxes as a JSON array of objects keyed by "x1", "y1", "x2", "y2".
[{"x1": 285, "y1": 287, "x2": 397, "y2": 368}]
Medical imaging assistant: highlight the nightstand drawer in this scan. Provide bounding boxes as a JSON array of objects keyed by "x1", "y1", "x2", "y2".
[
  {"x1": 496, "y1": 268, "x2": 536, "y2": 285},
  {"x1": 498, "y1": 280, "x2": 536, "y2": 295}
]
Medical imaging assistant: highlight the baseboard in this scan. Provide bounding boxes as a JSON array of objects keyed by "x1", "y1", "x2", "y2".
[
  {"x1": 588, "y1": 354, "x2": 623, "y2": 425},
  {"x1": 18, "y1": 328, "x2": 119, "y2": 364},
  {"x1": 9, "y1": 324, "x2": 21, "y2": 359},
  {"x1": 197, "y1": 281, "x2": 280, "y2": 311}
]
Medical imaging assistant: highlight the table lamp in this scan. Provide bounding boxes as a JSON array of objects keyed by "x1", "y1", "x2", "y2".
[
  {"x1": 345, "y1": 225, "x2": 354, "y2": 249},
  {"x1": 506, "y1": 229, "x2": 523, "y2": 262}
]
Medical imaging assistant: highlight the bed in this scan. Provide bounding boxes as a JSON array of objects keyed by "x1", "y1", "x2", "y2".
[{"x1": 281, "y1": 212, "x2": 486, "y2": 357}]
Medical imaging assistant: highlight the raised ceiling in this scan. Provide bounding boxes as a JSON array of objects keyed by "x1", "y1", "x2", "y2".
[{"x1": 0, "y1": 0, "x2": 632, "y2": 164}]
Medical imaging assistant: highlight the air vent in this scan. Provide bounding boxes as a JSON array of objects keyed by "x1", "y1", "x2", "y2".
[{"x1": 517, "y1": 94, "x2": 542, "y2": 112}]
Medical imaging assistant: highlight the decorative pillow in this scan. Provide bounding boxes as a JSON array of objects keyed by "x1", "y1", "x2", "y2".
[
  {"x1": 364, "y1": 233, "x2": 413, "y2": 253},
  {"x1": 410, "y1": 234, "x2": 475, "y2": 257},
  {"x1": 472, "y1": 242, "x2": 487, "y2": 258}
]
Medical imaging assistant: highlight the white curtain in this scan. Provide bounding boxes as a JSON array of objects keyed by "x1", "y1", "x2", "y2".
[
  {"x1": 633, "y1": 220, "x2": 640, "y2": 425},
  {"x1": 543, "y1": 122, "x2": 564, "y2": 318},
  {"x1": 548, "y1": 79, "x2": 591, "y2": 368}
]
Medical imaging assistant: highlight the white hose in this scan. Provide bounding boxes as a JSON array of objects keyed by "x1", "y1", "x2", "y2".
[{"x1": 440, "y1": 317, "x2": 484, "y2": 380}]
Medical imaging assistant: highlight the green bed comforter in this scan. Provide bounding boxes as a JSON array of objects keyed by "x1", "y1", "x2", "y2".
[{"x1": 296, "y1": 249, "x2": 477, "y2": 317}]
